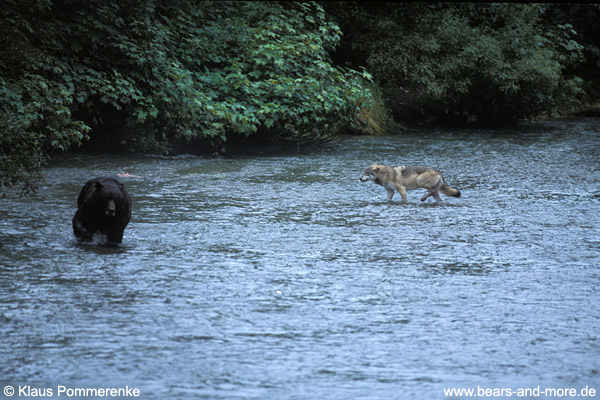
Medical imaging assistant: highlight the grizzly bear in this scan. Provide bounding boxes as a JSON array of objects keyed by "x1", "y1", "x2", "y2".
[{"x1": 73, "y1": 177, "x2": 132, "y2": 244}]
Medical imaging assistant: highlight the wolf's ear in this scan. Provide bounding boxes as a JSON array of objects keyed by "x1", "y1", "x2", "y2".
[{"x1": 373, "y1": 167, "x2": 380, "y2": 172}]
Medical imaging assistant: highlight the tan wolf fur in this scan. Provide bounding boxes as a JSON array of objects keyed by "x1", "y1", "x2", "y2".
[{"x1": 359, "y1": 164, "x2": 461, "y2": 203}]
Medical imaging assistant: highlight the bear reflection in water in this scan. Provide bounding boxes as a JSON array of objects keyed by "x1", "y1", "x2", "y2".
[{"x1": 72, "y1": 176, "x2": 132, "y2": 245}]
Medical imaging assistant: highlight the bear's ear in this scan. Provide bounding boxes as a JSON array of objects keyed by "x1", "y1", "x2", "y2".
[{"x1": 94, "y1": 182, "x2": 103, "y2": 190}]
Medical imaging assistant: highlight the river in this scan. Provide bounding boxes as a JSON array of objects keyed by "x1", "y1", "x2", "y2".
[{"x1": 1, "y1": 118, "x2": 599, "y2": 399}]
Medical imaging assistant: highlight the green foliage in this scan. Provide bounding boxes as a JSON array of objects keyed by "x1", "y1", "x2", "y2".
[
  {"x1": 326, "y1": 3, "x2": 586, "y2": 125},
  {"x1": 145, "y1": 1, "x2": 370, "y2": 146},
  {"x1": 544, "y1": 4, "x2": 600, "y2": 104},
  {"x1": 0, "y1": 0, "x2": 370, "y2": 193},
  {"x1": 0, "y1": 74, "x2": 89, "y2": 195}
]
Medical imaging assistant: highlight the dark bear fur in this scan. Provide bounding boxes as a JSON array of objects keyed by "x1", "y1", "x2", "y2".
[{"x1": 73, "y1": 177, "x2": 132, "y2": 244}]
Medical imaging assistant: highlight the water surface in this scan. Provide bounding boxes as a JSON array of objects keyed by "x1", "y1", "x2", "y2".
[{"x1": 1, "y1": 118, "x2": 599, "y2": 399}]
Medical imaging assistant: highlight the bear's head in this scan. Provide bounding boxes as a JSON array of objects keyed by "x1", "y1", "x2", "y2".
[{"x1": 93, "y1": 180, "x2": 125, "y2": 217}]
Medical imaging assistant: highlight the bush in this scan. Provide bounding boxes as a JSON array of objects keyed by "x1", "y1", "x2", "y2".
[
  {"x1": 326, "y1": 3, "x2": 586, "y2": 125},
  {"x1": 0, "y1": 75, "x2": 89, "y2": 195},
  {"x1": 146, "y1": 1, "x2": 371, "y2": 147},
  {"x1": 0, "y1": 0, "x2": 371, "y2": 194}
]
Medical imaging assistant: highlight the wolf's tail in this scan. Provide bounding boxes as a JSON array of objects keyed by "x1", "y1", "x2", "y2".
[{"x1": 439, "y1": 182, "x2": 461, "y2": 197}]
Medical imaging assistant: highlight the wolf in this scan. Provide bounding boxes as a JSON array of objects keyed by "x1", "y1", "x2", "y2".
[{"x1": 359, "y1": 163, "x2": 461, "y2": 203}]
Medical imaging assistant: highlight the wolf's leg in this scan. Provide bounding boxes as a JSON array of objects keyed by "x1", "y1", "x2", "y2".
[
  {"x1": 421, "y1": 190, "x2": 434, "y2": 202},
  {"x1": 427, "y1": 180, "x2": 443, "y2": 202},
  {"x1": 386, "y1": 188, "x2": 395, "y2": 200},
  {"x1": 395, "y1": 184, "x2": 408, "y2": 203}
]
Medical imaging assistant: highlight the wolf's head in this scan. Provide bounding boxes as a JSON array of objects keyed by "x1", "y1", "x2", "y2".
[{"x1": 359, "y1": 164, "x2": 383, "y2": 182}]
